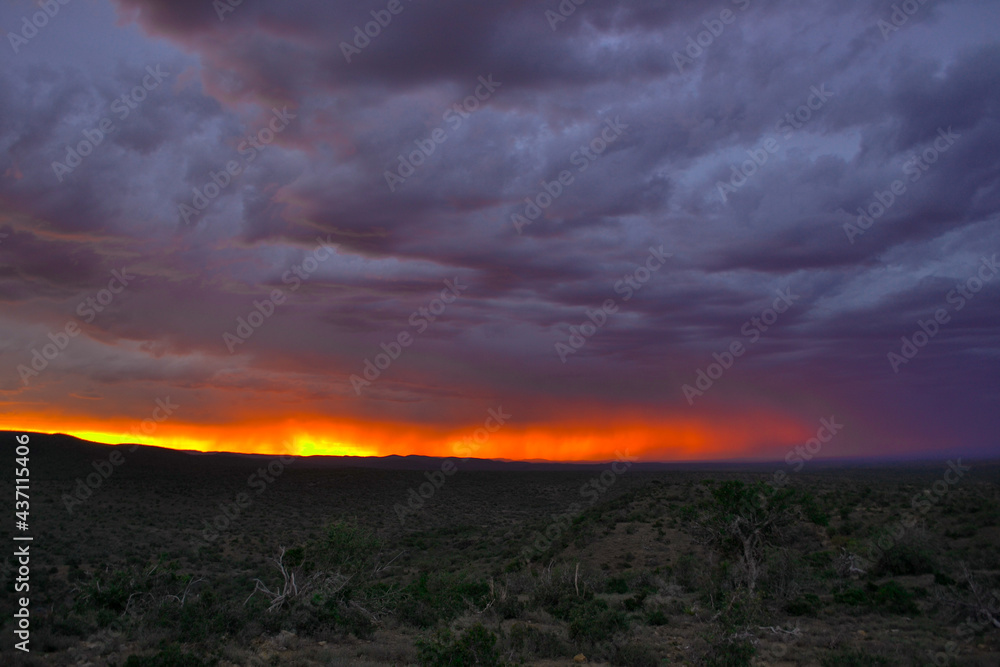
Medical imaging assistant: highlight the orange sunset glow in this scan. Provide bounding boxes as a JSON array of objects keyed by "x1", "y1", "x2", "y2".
[{"x1": 1, "y1": 409, "x2": 813, "y2": 462}]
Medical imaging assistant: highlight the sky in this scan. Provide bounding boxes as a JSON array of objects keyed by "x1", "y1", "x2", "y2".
[{"x1": 1, "y1": 0, "x2": 998, "y2": 461}]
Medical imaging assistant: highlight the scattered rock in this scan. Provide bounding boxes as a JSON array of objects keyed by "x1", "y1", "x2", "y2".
[{"x1": 574, "y1": 654, "x2": 587, "y2": 663}]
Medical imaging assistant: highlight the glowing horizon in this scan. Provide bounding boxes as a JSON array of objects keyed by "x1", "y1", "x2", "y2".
[{"x1": 2, "y1": 409, "x2": 816, "y2": 462}]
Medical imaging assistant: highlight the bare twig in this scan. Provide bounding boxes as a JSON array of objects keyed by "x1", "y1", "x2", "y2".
[
  {"x1": 374, "y1": 549, "x2": 405, "y2": 575},
  {"x1": 245, "y1": 547, "x2": 354, "y2": 613},
  {"x1": 164, "y1": 577, "x2": 205, "y2": 606},
  {"x1": 836, "y1": 548, "x2": 867, "y2": 577},
  {"x1": 938, "y1": 563, "x2": 1000, "y2": 630},
  {"x1": 758, "y1": 625, "x2": 802, "y2": 636},
  {"x1": 349, "y1": 601, "x2": 381, "y2": 626},
  {"x1": 244, "y1": 547, "x2": 300, "y2": 611}
]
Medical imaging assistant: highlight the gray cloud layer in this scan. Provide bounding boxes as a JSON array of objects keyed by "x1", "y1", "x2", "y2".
[{"x1": 1, "y1": 0, "x2": 998, "y2": 457}]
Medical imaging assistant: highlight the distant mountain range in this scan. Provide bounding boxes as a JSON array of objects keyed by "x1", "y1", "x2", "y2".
[{"x1": 4, "y1": 431, "x2": 991, "y2": 475}]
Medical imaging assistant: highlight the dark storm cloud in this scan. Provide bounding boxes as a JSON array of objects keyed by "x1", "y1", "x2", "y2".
[{"x1": 1, "y1": 0, "x2": 998, "y2": 456}]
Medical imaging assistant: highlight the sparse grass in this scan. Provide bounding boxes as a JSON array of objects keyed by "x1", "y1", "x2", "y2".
[
  {"x1": 416, "y1": 624, "x2": 505, "y2": 667},
  {"x1": 833, "y1": 580, "x2": 920, "y2": 615},
  {"x1": 8, "y1": 435, "x2": 1000, "y2": 666},
  {"x1": 819, "y1": 648, "x2": 892, "y2": 666}
]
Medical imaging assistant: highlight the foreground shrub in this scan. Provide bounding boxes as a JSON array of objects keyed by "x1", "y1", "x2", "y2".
[
  {"x1": 398, "y1": 572, "x2": 490, "y2": 628},
  {"x1": 872, "y1": 542, "x2": 937, "y2": 577},
  {"x1": 784, "y1": 593, "x2": 820, "y2": 617},
  {"x1": 247, "y1": 522, "x2": 400, "y2": 637},
  {"x1": 417, "y1": 623, "x2": 505, "y2": 666},
  {"x1": 701, "y1": 481, "x2": 799, "y2": 595},
  {"x1": 819, "y1": 648, "x2": 891, "y2": 666},
  {"x1": 611, "y1": 642, "x2": 659, "y2": 667},
  {"x1": 833, "y1": 581, "x2": 919, "y2": 615},
  {"x1": 124, "y1": 645, "x2": 214, "y2": 667},
  {"x1": 530, "y1": 573, "x2": 594, "y2": 620},
  {"x1": 701, "y1": 637, "x2": 756, "y2": 667},
  {"x1": 568, "y1": 598, "x2": 629, "y2": 644},
  {"x1": 507, "y1": 623, "x2": 569, "y2": 660}
]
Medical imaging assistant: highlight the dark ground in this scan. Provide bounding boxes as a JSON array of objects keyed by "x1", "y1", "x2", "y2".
[{"x1": 2, "y1": 432, "x2": 999, "y2": 666}]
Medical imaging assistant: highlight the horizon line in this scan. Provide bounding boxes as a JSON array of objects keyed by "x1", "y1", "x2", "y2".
[{"x1": 8, "y1": 430, "x2": 995, "y2": 467}]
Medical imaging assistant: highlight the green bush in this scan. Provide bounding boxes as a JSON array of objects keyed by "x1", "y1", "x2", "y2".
[
  {"x1": 417, "y1": 624, "x2": 505, "y2": 667},
  {"x1": 873, "y1": 543, "x2": 936, "y2": 577},
  {"x1": 50, "y1": 613, "x2": 89, "y2": 638},
  {"x1": 612, "y1": 642, "x2": 658, "y2": 667},
  {"x1": 78, "y1": 567, "x2": 148, "y2": 614},
  {"x1": 803, "y1": 551, "x2": 834, "y2": 568},
  {"x1": 507, "y1": 623, "x2": 569, "y2": 659},
  {"x1": 798, "y1": 492, "x2": 830, "y2": 526},
  {"x1": 784, "y1": 593, "x2": 820, "y2": 617},
  {"x1": 568, "y1": 598, "x2": 629, "y2": 644},
  {"x1": 495, "y1": 594, "x2": 524, "y2": 620},
  {"x1": 124, "y1": 645, "x2": 213, "y2": 667},
  {"x1": 673, "y1": 554, "x2": 699, "y2": 591},
  {"x1": 702, "y1": 637, "x2": 756, "y2": 667},
  {"x1": 306, "y1": 521, "x2": 382, "y2": 574},
  {"x1": 622, "y1": 593, "x2": 646, "y2": 611},
  {"x1": 833, "y1": 586, "x2": 869, "y2": 606},
  {"x1": 292, "y1": 594, "x2": 377, "y2": 638},
  {"x1": 531, "y1": 576, "x2": 593, "y2": 620},
  {"x1": 933, "y1": 571, "x2": 955, "y2": 585},
  {"x1": 819, "y1": 648, "x2": 891, "y2": 666},
  {"x1": 872, "y1": 580, "x2": 919, "y2": 615},
  {"x1": 646, "y1": 608, "x2": 669, "y2": 625},
  {"x1": 604, "y1": 576, "x2": 629, "y2": 594},
  {"x1": 833, "y1": 581, "x2": 919, "y2": 615},
  {"x1": 398, "y1": 573, "x2": 490, "y2": 628},
  {"x1": 155, "y1": 600, "x2": 249, "y2": 642}
]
